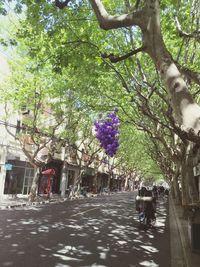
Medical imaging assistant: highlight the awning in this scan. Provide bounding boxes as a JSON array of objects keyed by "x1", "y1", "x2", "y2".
[{"x1": 42, "y1": 168, "x2": 55, "y2": 175}]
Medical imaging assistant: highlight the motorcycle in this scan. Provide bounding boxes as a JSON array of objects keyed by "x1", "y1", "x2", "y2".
[{"x1": 136, "y1": 195, "x2": 156, "y2": 229}]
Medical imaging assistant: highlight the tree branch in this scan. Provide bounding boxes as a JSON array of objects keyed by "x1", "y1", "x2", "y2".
[
  {"x1": 101, "y1": 46, "x2": 145, "y2": 63},
  {"x1": 89, "y1": 0, "x2": 145, "y2": 30},
  {"x1": 175, "y1": 16, "x2": 200, "y2": 42},
  {"x1": 55, "y1": 0, "x2": 71, "y2": 9},
  {"x1": 175, "y1": 61, "x2": 200, "y2": 86}
]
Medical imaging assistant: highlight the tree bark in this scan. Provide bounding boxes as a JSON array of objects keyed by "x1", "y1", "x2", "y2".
[
  {"x1": 180, "y1": 144, "x2": 199, "y2": 206},
  {"x1": 124, "y1": 176, "x2": 129, "y2": 191},
  {"x1": 90, "y1": 0, "x2": 200, "y2": 133},
  {"x1": 170, "y1": 180, "x2": 175, "y2": 199},
  {"x1": 180, "y1": 161, "x2": 190, "y2": 206},
  {"x1": 185, "y1": 143, "x2": 199, "y2": 203},
  {"x1": 171, "y1": 171, "x2": 182, "y2": 205},
  {"x1": 60, "y1": 165, "x2": 68, "y2": 198},
  {"x1": 93, "y1": 172, "x2": 98, "y2": 193},
  {"x1": 141, "y1": 2, "x2": 200, "y2": 133},
  {"x1": 107, "y1": 173, "x2": 111, "y2": 190},
  {"x1": 90, "y1": 0, "x2": 200, "y2": 206},
  {"x1": 69, "y1": 168, "x2": 83, "y2": 198},
  {"x1": 29, "y1": 167, "x2": 40, "y2": 202}
]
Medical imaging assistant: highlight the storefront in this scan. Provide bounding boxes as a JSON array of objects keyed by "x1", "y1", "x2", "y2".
[
  {"x1": 81, "y1": 167, "x2": 95, "y2": 191},
  {"x1": 4, "y1": 160, "x2": 34, "y2": 195},
  {"x1": 97, "y1": 172, "x2": 109, "y2": 192},
  {"x1": 38, "y1": 159, "x2": 63, "y2": 195},
  {"x1": 110, "y1": 174, "x2": 122, "y2": 191}
]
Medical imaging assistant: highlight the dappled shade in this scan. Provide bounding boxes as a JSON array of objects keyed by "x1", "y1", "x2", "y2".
[{"x1": 0, "y1": 192, "x2": 170, "y2": 267}]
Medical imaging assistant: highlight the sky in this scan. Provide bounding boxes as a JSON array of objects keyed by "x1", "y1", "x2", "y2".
[
  {"x1": 0, "y1": 0, "x2": 22, "y2": 81},
  {"x1": 0, "y1": 52, "x2": 9, "y2": 81}
]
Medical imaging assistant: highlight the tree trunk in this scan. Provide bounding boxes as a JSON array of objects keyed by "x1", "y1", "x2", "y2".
[
  {"x1": 29, "y1": 167, "x2": 40, "y2": 202},
  {"x1": 181, "y1": 158, "x2": 191, "y2": 206},
  {"x1": 180, "y1": 146, "x2": 198, "y2": 206},
  {"x1": 91, "y1": 0, "x2": 200, "y2": 132},
  {"x1": 145, "y1": 10, "x2": 200, "y2": 206},
  {"x1": 171, "y1": 161, "x2": 182, "y2": 204},
  {"x1": 69, "y1": 168, "x2": 83, "y2": 198},
  {"x1": 170, "y1": 180, "x2": 175, "y2": 199},
  {"x1": 60, "y1": 165, "x2": 68, "y2": 198},
  {"x1": 172, "y1": 174, "x2": 181, "y2": 205},
  {"x1": 142, "y1": 1, "x2": 200, "y2": 133},
  {"x1": 185, "y1": 143, "x2": 199, "y2": 203},
  {"x1": 124, "y1": 176, "x2": 129, "y2": 191},
  {"x1": 91, "y1": 0, "x2": 200, "y2": 204},
  {"x1": 93, "y1": 172, "x2": 98, "y2": 194},
  {"x1": 107, "y1": 174, "x2": 111, "y2": 190}
]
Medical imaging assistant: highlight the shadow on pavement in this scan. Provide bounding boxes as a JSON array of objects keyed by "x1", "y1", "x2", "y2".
[{"x1": 0, "y1": 192, "x2": 170, "y2": 267}]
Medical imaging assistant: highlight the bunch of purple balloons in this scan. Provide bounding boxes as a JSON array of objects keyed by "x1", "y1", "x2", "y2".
[{"x1": 95, "y1": 111, "x2": 120, "y2": 157}]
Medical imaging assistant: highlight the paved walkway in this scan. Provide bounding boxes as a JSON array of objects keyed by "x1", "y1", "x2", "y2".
[{"x1": 0, "y1": 192, "x2": 200, "y2": 266}]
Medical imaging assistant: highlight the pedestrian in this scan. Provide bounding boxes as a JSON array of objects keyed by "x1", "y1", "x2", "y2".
[{"x1": 9, "y1": 173, "x2": 17, "y2": 198}]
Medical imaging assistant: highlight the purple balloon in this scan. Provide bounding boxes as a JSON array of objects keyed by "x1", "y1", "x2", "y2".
[{"x1": 95, "y1": 112, "x2": 120, "y2": 157}]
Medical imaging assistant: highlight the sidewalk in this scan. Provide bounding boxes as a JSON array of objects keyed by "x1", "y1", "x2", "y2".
[
  {"x1": 169, "y1": 196, "x2": 200, "y2": 267},
  {"x1": 0, "y1": 191, "x2": 104, "y2": 209},
  {"x1": 0, "y1": 194, "x2": 67, "y2": 209}
]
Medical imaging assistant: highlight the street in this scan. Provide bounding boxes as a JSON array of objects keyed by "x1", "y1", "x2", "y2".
[{"x1": 0, "y1": 192, "x2": 170, "y2": 267}]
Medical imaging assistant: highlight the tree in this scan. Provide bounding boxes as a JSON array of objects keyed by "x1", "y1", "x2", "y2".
[
  {"x1": 89, "y1": 0, "x2": 200, "y2": 134},
  {"x1": 62, "y1": 0, "x2": 200, "y2": 203},
  {"x1": 1, "y1": 0, "x2": 200, "y2": 204},
  {"x1": 66, "y1": 118, "x2": 104, "y2": 197},
  {"x1": 0, "y1": 54, "x2": 98, "y2": 200}
]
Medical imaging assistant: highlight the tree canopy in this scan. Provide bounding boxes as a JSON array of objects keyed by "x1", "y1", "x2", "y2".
[{"x1": 1, "y1": 0, "x2": 200, "y2": 193}]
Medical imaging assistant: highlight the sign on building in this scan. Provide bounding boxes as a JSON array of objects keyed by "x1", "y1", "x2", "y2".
[{"x1": 4, "y1": 163, "x2": 13, "y2": 171}]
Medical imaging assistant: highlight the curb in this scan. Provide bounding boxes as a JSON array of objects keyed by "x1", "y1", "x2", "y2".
[
  {"x1": 0, "y1": 191, "x2": 120, "y2": 210},
  {"x1": 0, "y1": 193, "x2": 103, "y2": 209},
  {"x1": 0, "y1": 198, "x2": 68, "y2": 209}
]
